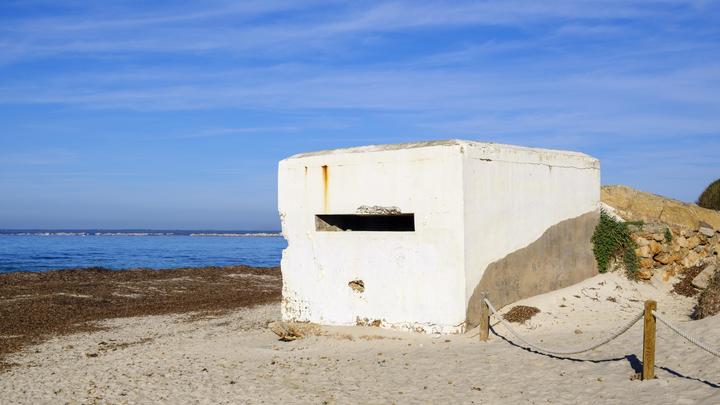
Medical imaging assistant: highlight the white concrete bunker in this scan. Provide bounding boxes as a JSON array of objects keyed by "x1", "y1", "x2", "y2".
[{"x1": 278, "y1": 140, "x2": 600, "y2": 334}]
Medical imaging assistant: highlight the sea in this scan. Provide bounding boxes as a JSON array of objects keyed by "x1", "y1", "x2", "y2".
[{"x1": 0, "y1": 230, "x2": 287, "y2": 273}]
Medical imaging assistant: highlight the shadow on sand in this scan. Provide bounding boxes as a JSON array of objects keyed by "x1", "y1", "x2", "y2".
[{"x1": 489, "y1": 327, "x2": 719, "y2": 389}]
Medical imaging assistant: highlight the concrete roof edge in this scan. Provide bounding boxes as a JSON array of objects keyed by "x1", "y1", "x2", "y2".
[{"x1": 282, "y1": 139, "x2": 598, "y2": 163}]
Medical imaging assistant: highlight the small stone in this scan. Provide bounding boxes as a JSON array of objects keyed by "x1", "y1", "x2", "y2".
[
  {"x1": 649, "y1": 240, "x2": 663, "y2": 255},
  {"x1": 640, "y1": 258, "x2": 655, "y2": 269},
  {"x1": 652, "y1": 233, "x2": 664, "y2": 242},
  {"x1": 699, "y1": 227, "x2": 715, "y2": 238},
  {"x1": 268, "y1": 321, "x2": 320, "y2": 341},
  {"x1": 681, "y1": 251, "x2": 702, "y2": 268},
  {"x1": 637, "y1": 270, "x2": 653, "y2": 280},
  {"x1": 635, "y1": 237, "x2": 650, "y2": 247},
  {"x1": 687, "y1": 236, "x2": 701, "y2": 250},
  {"x1": 574, "y1": 329, "x2": 583, "y2": 334},
  {"x1": 692, "y1": 265, "x2": 716, "y2": 289},
  {"x1": 635, "y1": 246, "x2": 652, "y2": 258},
  {"x1": 655, "y1": 252, "x2": 676, "y2": 265},
  {"x1": 677, "y1": 236, "x2": 688, "y2": 248}
]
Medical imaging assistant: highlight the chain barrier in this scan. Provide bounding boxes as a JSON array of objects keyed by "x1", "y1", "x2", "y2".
[
  {"x1": 652, "y1": 310, "x2": 720, "y2": 358},
  {"x1": 484, "y1": 298, "x2": 644, "y2": 355}
]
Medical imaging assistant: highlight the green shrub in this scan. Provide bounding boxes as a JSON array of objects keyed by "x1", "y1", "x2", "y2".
[
  {"x1": 664, "y1": 227, "x2": 673, "y2": 242},
  {"x1": 698, "y1": 178, "x2": 720, "y2": 210},
  {"x1": 591, "y1": 210, "x2": 641, "y2": 279}
]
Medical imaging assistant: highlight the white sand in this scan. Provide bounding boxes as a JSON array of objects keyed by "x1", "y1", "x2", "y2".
[{"x1": 2, "y1": 272, "x2": 719, "y2": 404}]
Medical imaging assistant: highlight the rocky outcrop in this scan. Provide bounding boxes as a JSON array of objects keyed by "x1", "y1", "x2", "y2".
[
  {"x1": 601, "y1": 185, "x2": 719, "y2": 282},
  {"x1": 692, "y1": 265, "x2": 716, "y2": 290},
  {"x1": 601, "y1": 185, "x2": 720, "y2": 229}
]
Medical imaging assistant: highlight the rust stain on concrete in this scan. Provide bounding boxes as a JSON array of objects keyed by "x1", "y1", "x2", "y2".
[{"x1": 322, "y1": 165, "x2": 329, "y2": 212}]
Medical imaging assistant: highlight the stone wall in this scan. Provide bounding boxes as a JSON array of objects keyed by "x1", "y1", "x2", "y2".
[
  {"x1": 631, "y1": 223, "x2": 718, "y2": 280},
  {"x1": 601, "y1": 185, "x2": 720, "y2": 281}
]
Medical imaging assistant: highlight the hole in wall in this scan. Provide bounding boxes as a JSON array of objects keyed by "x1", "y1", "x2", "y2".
[
  {"x1": 348, "y1": 280, "x2": 365, "y2": 293},
  {"x1": 316, "y1": 214, "x2": 415, "y2": 232}
]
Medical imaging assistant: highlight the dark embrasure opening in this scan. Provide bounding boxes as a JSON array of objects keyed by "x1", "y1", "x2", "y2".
[{"x1": 315, "y1": 214, "x2": 415, "y2": 232}]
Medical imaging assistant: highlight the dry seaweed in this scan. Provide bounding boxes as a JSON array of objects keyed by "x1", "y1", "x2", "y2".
[
  {"x1": 503, "y1": 306, "x2": 541, "y2": 323},
  {"x1": 0, "y1": 265, "x2": 281, "y2": 369}
]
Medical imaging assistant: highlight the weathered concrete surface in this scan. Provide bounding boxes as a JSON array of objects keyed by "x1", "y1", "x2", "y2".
[
  {"x1": 466, "y1": 211, "x2": 599, "y2": 327},
  {"x1": 279, "y1": 141, "x2": 467, "y2": 334},
  {"x1": 279, "y1": 139, "x2": 600, "y2": 334},
  {"x1": 602, "y1": 185, "x2": 720, "y2": 229}
]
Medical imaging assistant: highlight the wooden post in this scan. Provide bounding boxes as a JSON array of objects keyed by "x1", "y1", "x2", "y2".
[
  {"x1": 642, "y1": 300, "x2": 657, "y2": 380},
  {"x1": 479, "y1": 292, "x2": 489, "y2": 342}
]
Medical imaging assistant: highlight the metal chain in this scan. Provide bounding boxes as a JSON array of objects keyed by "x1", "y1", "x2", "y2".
[
  {"x1": 652, "y1": 310, "x2": 720, "y2": 358},
  {"x1": 484, "y1": 298, "x2": 644, "y2": 355}
]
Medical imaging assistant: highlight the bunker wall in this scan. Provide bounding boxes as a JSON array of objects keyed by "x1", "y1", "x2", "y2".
[
  {"x1": 461, "y1": 146, "x2": 600, "y2": 327},
  {"x1": 278, "y1": 145, "x2": 468, "y2": 333}
]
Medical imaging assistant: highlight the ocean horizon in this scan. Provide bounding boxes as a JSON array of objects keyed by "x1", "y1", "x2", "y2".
[{"x1": 0, "y1": 229, "x2": 286, "y2": 273}]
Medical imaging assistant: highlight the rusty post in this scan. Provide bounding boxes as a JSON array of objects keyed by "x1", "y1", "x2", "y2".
[
  {"x1": 479, "y1": 292, "x2": 489, "y2": 342},
  {"x1": 642, "y1": 300, "x2": 657, "y2": 380}
]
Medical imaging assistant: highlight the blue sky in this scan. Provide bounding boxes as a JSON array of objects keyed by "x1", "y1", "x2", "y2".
[{"x1": 0, "y1": 1, "x2": 718, "y2": 230}]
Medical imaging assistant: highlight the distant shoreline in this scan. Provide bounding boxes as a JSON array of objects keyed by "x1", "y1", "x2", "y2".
[{"x1": 0, "y1": 230, "x2": 282, "y2": 237}]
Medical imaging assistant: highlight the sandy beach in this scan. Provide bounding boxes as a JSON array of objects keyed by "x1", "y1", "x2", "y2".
[
  {"x1": 0, "y1": 266, "x2": 282, "y2": 366},
  {"x1": 1, "y1": 269, "x2": 718, "y2": 404}
]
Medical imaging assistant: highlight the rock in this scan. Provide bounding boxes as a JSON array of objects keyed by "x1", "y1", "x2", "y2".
[
  {"x1": 639, "y1": 258, "x2": 655, "y2": 269},
  {"x1": 635, "y1": 246, "x2": 652, "y2": 258},
  {"x1": 648, "y1": 240, "x2": 663, "y2": 255},
  {"x1": 682, "y1": 251, "x2": 702, "y2": 268},
  {"x1": 699, "y1": 226, "x2": 715, "y2": 238},
  {"x1": 601, "y1": 185, "x2": 720, "y2": 229},
  {"x1": 693, "y1": 268, "x2": 720, "y2": 320},
  {"x1": 634, "y1": 237, "x2": 649, "y2": 247},
  {"x1": 637, "y1": 270, "x2": 653, "y2": 280},
  {"x1": 651, "y1": 233, "x2": 664, "y2": 242},
  {"x1": 655, "y1": 252, "x2": 677, "y2": 265},
  {"x1": 660, "y1": 205, "x2": 700, "y2": 230},
  {"x1": 687, "y1": 236, "x2": 701, "y2": 250},
  {"x1": 268, "y1": 321, "x2": 321, "y2": 341},
  {"x1": 676, "y1": 236, "x2": 689, "y2": 248},
  {"x1": 692, "y1": 265, "x2": 717, "y2": 289}
]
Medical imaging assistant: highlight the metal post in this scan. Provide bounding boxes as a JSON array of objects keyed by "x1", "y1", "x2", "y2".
[{"x1": 642, "y1": 300, "x2": 657, "y2": 380}]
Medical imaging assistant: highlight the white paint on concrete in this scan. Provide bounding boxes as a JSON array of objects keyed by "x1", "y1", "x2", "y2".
[{"x1": 278, "y1": 140, "x2": 599, "y2": 334}]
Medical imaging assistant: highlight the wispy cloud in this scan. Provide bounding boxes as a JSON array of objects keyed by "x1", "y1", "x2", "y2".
[
  {"x1": 0, "y1": 0, "x2": 718, "y2": 213},
  {"x1": 157, "y1": 126, "x2": 300, "y2": 140},
  {"x1": 2, "y1": 0, "x2": 716, "y2": 62}
]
